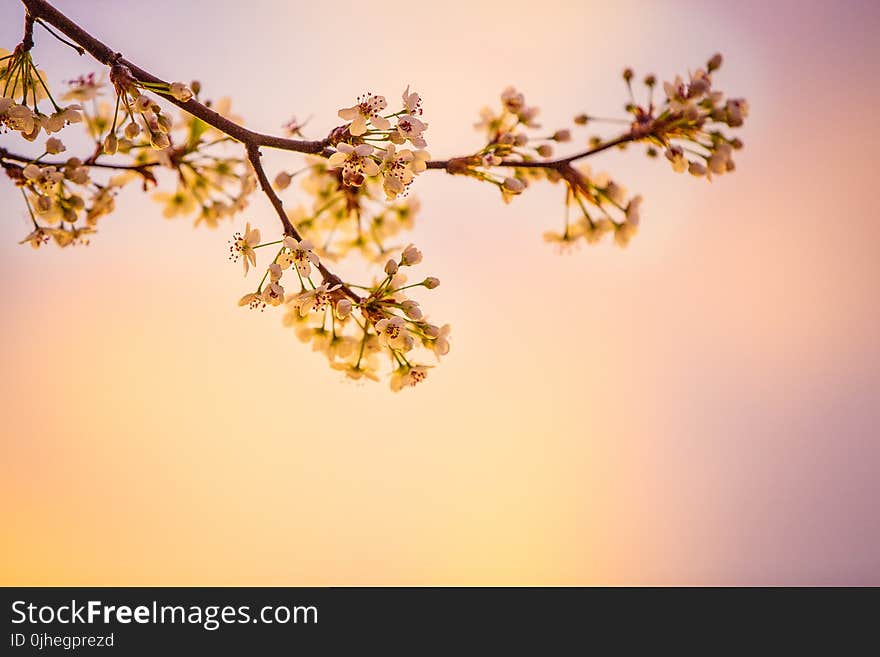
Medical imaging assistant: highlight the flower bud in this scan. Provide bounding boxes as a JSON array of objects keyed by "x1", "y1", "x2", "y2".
[
  {"x1": 502, "y1": 177, "x2": 524, "y2": 194},
  {"x1": 274, "y1": 171, "x2": 292, "y2": 190},
  {"x1": 124, "y1": 122, "x2": 141, "y2": 139},
  {"x1": 536, "y1": 144, "x2": 553, "y2": 157},
  {"x1": 707, "y1": 53, "x2": 723, "y2": 72},
  {"x1": 402, "y1": 300, "x2": 422, "y2": 320},
  {"x1": 688, "y1": 161, "x2": 707, "y2": 177},
  {"x1": 169, "y1": 82, "x2": 193, "y2": 102},
  {"x1": 335, "y1": 298, "x2": 352, "y2": 319},
  {"x1": 434, "y1": 337, "x2": 450, "y2": 356},
  {"x1": 45, "y1": 137, "x2": 65, "y2": 154},
  {"x1": 22, "y1": 163, "x2": 41, "y2": 180},
  {"x1": 103, "y1": 133, "x2": 118, "y2": 155},
  {"x1": 133, "y1": 95, "x2": 151, "y2": 113},
  {"x1": 151, "y1": 132, "x2": 170, "y2": 149},
  {"x1": 552, "y1": 129, "x2": 571, "y2": 142},
  {"x1": 625, "y1": 195, "x2": 642, "y2": 228},
  {"x1": 400, "y1": 244, "x2": 422, "y2": 266},
  {"x1": 66, "y1": 166, "x2": 89, "y2": 184},
  {"x1": 423, "y1": 277, "x2": 440, "y2": 289},
  {"x1": 384, "y1": 259, "x2": 398, "y2": 275},
  {"x1": 44, "y1": 113, "x2": 65, "y2": 133},
  {"x1": 62, "y1": 106, "x2": 83, "y2": 124},
  {"x1": 156, "y1": 114, "x2": 172, "y2": 133}
]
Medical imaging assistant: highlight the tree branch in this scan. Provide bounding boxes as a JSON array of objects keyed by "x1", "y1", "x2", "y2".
[
  {"x1": 425, "y1": 134, "x2": 636, "y2": 172},
  {"x1": 245, "y1": 144, "x2": 361, "y2": 302},
  {"x1": 21, "y1": 10, "x2": 35, "y2": 51},
  {"x1": 0, "y1": 147, "x2": 157, "y2": 173},
  {"x1": 12, "y1": 0, "x2": 636, "y2": 302},
  {"x1": 17, "y1": 0, "x2": 642, "y2": 182},
  {"x1": 19, "y1": 0, "x2": 635, "y2": 178},
  {"x1": 19, "y1": 0, "x2": 329, "y2": 156},
  {"x1": 16, "y1": 0, "x2": 364, "y2": 301}
]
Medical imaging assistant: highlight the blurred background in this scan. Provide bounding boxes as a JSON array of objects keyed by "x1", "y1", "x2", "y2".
[{"x1": 1, "y1": 0, "x2": 878, "y2": 585}]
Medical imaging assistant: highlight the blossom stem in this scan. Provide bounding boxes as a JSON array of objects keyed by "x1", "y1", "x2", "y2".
[
  {"x1": 108, "y1": 91, "x2": 120, "y2": 136},
  {"x1": 255, "y1": 246, "x2": 284, "y2": 293},
  {"x1": 30, "y1": 56, "x2": 61, "y2": 112},
  {"x1": 581, "y1": 115, "x2": 631, "y2": 124},
  {"x1": 355, "y1": 322, "x2": 369, "y2": 369},
  {"x1": 253, "y1": 240, "x2": 283, "y2": 249},
  {"x1": 425, "y1": 133, "x2": 636, "y2": 172},
  {"x1": 20, "y1": 188, "x2": 39, "y2": 228},
  {"x1": 244, "y1": 142, "x2": 361, "y2": 302},
  {"x1": 3, "y1": 55, "x2": 23, "y2": 97},
  {"x1": 34, "y1": 18, "x2": 84, "y2": 55},
  {"x1": 387, "y1": 282, "x2": 426, "y2": 294},
  {"x1": 563, "y1": 187, "x2": 572, "y2": 237},
  {"x1": 573, "y1": 192, "x2": 596, "y2": 229},
  {"x1": 0, "y1": 148, "x2": 158, "y2": 175}
]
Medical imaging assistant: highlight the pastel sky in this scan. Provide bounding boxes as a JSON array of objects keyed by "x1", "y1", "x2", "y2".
[{"x1": 1, "y1": 0, "x2": 878, "y2": 585}]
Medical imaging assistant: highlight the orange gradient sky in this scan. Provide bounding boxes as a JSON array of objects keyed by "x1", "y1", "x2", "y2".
[{"x1": 1, "y1": 0, "x2": 879, "y2": 585}]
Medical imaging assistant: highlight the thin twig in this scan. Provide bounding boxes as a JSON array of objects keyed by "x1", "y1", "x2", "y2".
[
  {"x1": 19, "y1": 0, "x2": 329, "y2": 156},
  {"x1": 425, "y1": 134, "x2": 635, "y2": 171},
  {"x1": 245, "y1": 144, "x2": 361, "y2": 302},
  {"x1": 35, "y1": 18, "x2": 84, "y2": 55},
  {"x1": 0, "y1": 147, "x2": 157, "y2": 173}
]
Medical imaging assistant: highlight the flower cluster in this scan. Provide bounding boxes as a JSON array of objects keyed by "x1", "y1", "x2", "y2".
[
  {"x1": 329, "y1": 88, "x2": 429, "y2": 201},
  {"x1": 1, "y1": 46, "x2": 82, "y2": 140},
  {"x1": 473, "y1": 86, "x2": 563, "y2": 157},
  {"x1": 148, "y1": 98, "x2": 255, "y2": 228},
  {"x1": 234, "y1": 230, "x2": 448, "y2": 390},
  {"x1": 438, "y1": 54, "x2": 748, "y2": 250},
  {"x1": 5, "y1": 140, "x2": 132, "y2": 248},
  {"x1": 452, "y1": 86, "x2": 570, "y2": 201},
  {"x1": 3, "y1": 62, "x2": 253, "y2": 248},
  {"x1": 275, "y1": 156, "x2": 422, "y2": 262},
  {"x1": 91, "y1": 74, "x2": 253, "y2": 226},
  {"x1": 623, "y1": 53, "x2": 748, "y2": 178},
  {"x1": 269, "y1": 89, "x2": 429, "y2": 267},
  {"x1": 535, "y1": 165, "x2": 642, "y2": 250},
  {"x1": 101, "y1": 62, "x2": 193, "y2": 155}
]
